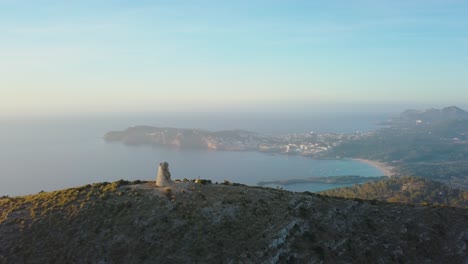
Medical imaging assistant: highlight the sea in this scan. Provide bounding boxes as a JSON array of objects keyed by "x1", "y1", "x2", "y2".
[{"x1": 0, "y1": 112, "x2": 391, "y2": 196}]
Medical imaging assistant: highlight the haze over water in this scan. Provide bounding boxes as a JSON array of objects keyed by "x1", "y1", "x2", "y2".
[
  {"x1": 0, "y1": 112, "x2": 387, "y2": 196},
  {"x1": 2, "y1": 2, "x2": 468, "y2": 196}
]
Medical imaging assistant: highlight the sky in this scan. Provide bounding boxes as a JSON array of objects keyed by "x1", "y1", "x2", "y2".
[{"x1": 1, "y1": 0, "x2": 468, "y2": 116}]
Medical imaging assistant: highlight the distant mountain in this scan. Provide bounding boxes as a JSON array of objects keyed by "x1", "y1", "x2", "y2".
[
  {"x1": 400, "y1": 106, "x2": 468, "y2": 123},
  {"x1": 321, "y1": 176, "x2": 468, "y2": 207},
  {"x1": 1, "y1": 180, "x2": 467, "y2": 263}
]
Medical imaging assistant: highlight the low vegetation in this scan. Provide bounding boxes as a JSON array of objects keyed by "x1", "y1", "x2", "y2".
[{"x1": 321, "y1": 176, "x2": 468, "y2": 207}]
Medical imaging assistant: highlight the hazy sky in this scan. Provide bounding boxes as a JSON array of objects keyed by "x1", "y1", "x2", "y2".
[{"x1": 1, "y1": 0, "x2": 468, "y2": 116}]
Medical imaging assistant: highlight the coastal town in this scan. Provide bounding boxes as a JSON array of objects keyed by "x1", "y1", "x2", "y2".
[
  {"x1": 255, "y1": 131, "x2": 365, "y2": 157},
  {"x1": 206, "y1": 130, "x2": 367, "y2": 158}
]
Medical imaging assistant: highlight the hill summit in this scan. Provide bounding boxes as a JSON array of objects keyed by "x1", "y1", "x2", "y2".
[
  {"x1": 1, "y1": 180, "x2": 467, "y2": 263},
  {"x1": 400, "y1": 106, "x2": 468, "y2": 123}
]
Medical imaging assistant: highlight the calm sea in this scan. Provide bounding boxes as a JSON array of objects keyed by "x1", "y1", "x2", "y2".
[{"x1": 0, "y1": 112, "x2": 389, "y2": 196}]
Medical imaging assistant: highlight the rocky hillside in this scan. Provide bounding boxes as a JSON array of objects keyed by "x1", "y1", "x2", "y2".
[
  {"x1": 321, "y1": 176, "x2": 468, "y2": 208},
  {"x1": 1, "y1": 180, "x2": 467, "y2": 263}
]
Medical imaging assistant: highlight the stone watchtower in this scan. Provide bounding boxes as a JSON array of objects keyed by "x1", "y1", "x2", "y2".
[{"x1": 156, "y1": 161, "x2": 172, "y2": 187}]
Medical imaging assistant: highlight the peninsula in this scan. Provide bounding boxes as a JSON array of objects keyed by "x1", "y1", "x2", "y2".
[{"x1": 103, "y1": 126, "x2": 357, "y2": 156}]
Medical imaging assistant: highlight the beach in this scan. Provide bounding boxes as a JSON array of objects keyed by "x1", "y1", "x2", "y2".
[{"x1": 353, "y1": 158, "x2": 395, "y2": 177}]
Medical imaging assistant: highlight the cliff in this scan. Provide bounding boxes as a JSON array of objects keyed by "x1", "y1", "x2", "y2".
[{"x1": 1, "y1": 180, "x2": 467, "y2": 263}]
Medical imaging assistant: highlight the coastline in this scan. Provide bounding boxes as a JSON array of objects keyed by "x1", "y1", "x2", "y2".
[{"x1": 353, "y1": 158, "x2": 395, "y2": 177}]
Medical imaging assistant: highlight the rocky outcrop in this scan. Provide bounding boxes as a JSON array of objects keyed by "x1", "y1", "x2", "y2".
[{"x1": 1, "y1": 180, "x2": 467, "y2": 263}]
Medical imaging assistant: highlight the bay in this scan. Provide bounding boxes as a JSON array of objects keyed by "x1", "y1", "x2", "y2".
[{"x1": 0, "y1": 112, "x2": 387, "y2": 196}]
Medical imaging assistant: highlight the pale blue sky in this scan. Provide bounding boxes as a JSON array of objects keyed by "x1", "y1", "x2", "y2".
[{"x1": 1, "y1": 0, "x2": 468, "y2": 116}]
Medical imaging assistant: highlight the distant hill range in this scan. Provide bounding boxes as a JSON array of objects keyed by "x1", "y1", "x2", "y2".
[
  {"x1": 400, "y1": 106, "x2": 468, "y2": 123},
  {"x1": 1, "y1": 180, "x2": 467, "y2": 263}
]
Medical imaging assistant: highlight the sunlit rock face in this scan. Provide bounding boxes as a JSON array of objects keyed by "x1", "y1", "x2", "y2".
[{"x1": 156, "y1": 162, "x2": 172, "y2": 187}]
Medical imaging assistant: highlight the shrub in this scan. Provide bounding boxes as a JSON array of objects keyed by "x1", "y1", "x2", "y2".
[
  {"x1": 115, "y1": 179, "x2": 130, "y2": 186},
  {"x1": 195, "y1": 179, "x2": 212, "y2": 185},
  {"x1": 164, "y1": 188, "x2": 172, "y2": 199}
]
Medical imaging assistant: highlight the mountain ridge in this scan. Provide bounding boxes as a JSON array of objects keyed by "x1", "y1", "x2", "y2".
[{"x1": 1, "y1": 180, "x2": 467, "y2": 263}]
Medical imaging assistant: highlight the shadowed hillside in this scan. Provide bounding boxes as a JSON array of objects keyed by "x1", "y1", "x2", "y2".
[{"x1": 1, "y1": 180, "x2": 467, "y2": 263}]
